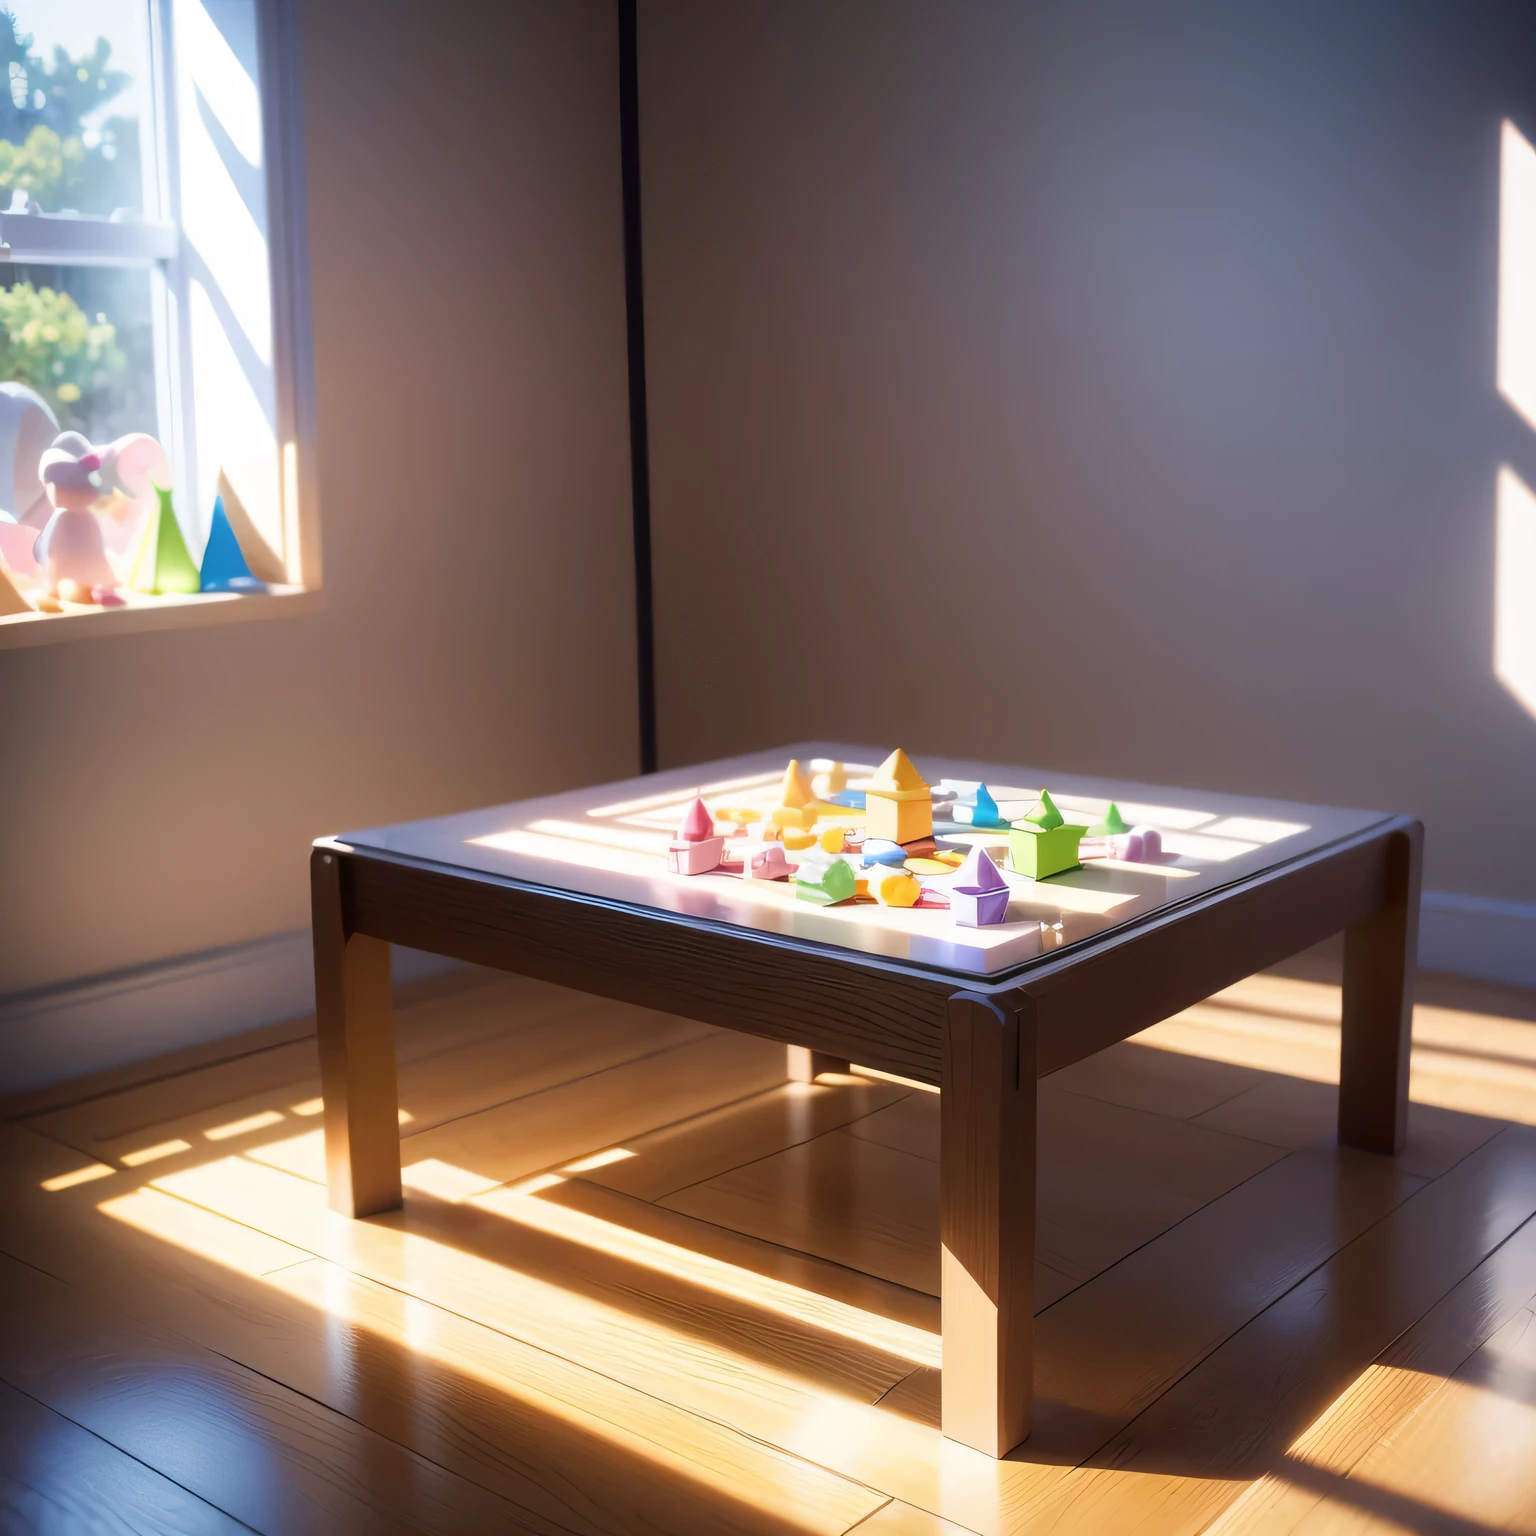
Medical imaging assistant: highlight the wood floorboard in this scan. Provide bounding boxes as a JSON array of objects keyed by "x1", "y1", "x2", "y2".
[
  {"x1": 1207, "y1": 1212, "x2": 1536, "y2": 1533},
  {"x1": 0, "y1": 1248, "x2": 542, "y2": 1535},
  {"x1": 0, "y1": 1374, "x2": 254, "y2": 1535},
  {"x1": 671, "y1": 1087, "x2": 1287, "y2": 1308},
  {"x1": 578, "y1": 1075, "x2": 913, "y2": 1201},
  {"x1": 1022, "y1": 1125, "x2": 1536, "y2": 1535},
  {"x1": 2, "y1": 966, "x2": 493, "y2": 1130},
  {"x1": 25, "y1": 974, "x2": 706, "y2": 1168},
  {"x1": 5, "y1": 969, "x2": 1536, "y2": 1535},
  {"x1": 1192, "y1": 1074, "x2": 1509, "y2": 1178},
  {"x1": 0, "y1": 1125, "x2": 889, "y2": 1536},
  {"x1": 540, "y1": 1175, "x2": 942, "y2": 1337},
  {"x1": 849, "y1": 1500, "x2": 983, "y2": 1534}
]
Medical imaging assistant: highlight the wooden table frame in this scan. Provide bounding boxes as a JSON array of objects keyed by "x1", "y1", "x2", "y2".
[{"x1": 311, "y1": 813, "x2": 1421, "y2": 1459}]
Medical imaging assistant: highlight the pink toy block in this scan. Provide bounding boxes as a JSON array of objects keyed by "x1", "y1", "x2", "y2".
[
  {"x1": 677, "y1": 795, "x2": 716, "y2": 842},
  {"x1": 747, "y1": 844, "x2": 793, "y2": 881},
  {"x1": 667, "y1": 835, "x2": 724, "y2": 875}
]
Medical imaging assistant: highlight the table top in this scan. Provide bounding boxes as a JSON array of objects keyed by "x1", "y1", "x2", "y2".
[{"x1": 337, "y1": 743, "x2": 1393, "y2": 981}]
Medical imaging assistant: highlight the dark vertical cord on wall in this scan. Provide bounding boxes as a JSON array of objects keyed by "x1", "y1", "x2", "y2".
[{"x1": 619, "y1": 0, "x2": 657, "y2": 774}]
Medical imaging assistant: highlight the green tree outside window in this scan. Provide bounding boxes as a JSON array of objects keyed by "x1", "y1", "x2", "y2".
[{"x1": 0, "y1": 9, "x2": 136, "y2": 430}]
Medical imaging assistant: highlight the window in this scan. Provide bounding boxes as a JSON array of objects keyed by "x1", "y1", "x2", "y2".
[{"x1": 0, "y1": 0, "x2": 314, "y2": 638}]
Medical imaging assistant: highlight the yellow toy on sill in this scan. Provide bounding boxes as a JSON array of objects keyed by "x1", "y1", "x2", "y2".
[{"x1": 864, "y1": 748, "x2": 932, "y2": 846}]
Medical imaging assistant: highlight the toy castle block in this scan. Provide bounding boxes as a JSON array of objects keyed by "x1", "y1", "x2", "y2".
[
  {"x1": 795, "y1": 846, "x2": 856, "y2": 905},
  {"x1": 1008, "y1": 789, "x2": 1086, "y2": 880},
  {"x1": 954, "y1": 782, "x2": 1009, "y2": 830},
  {"x1": 951, "y1": 845, "x2": 1011, "y2": 927},
  {"x1": 864, "y1": 748, "x2": 932, "y2": 846},
  {"x1": 666, "y1": 795, "x2": 725, "y2": 875},
  {"x1": 774, "y1": 758, "x2": 819, "y2": 829}
]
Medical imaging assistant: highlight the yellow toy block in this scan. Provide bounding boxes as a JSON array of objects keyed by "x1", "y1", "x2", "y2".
[
  {"x1": 864, "y1": 748, "x2": 933, "y2": 846},
  {"x1": 782, "y1": 829, "x2": 816, "y2": 850},
  {"x1": 866, "y1": 866, "x2": 920, "y2": 907},
  {"x1": 818, "y1": 827, "x2": 847, "y2": 853},
  {"x1": 778, "y1": 759, "x2": 815, "y2": 809}
]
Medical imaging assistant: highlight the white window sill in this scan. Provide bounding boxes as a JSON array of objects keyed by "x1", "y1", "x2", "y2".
[{"x1": 0, "y1": 586, "x2": 318, "y2": 650}]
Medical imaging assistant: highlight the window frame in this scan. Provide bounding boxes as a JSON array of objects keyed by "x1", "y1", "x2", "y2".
[{"x1": 0, "y1": 0, "x2": 319, "y2": 648}]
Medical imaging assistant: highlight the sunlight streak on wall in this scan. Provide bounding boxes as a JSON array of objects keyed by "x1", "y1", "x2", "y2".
[
  {"x1": 1495, "y1": 466, "x2": 1536, "y2": 717},
  {"x1": 1500, "y1": 121, "x2": 1536, "y2": 434}
]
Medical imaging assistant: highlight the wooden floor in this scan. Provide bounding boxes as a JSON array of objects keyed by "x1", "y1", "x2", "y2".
[{"x1": 4, "y1": 960, "x2": 1536, "y2": 1535}]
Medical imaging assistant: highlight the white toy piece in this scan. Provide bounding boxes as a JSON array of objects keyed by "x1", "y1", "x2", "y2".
[{"x1": 1082, "y1": 825, "x2": 1165, "y2": 863}]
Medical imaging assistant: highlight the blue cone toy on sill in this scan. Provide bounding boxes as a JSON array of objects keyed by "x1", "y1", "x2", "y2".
[{"x1": 199, "y1": 494, "x2": 269, "y2": 593}]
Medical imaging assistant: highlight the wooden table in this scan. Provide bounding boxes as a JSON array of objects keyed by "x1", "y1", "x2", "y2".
[{"x1": 311, "y1": 744, "x2": 1421, "y2": 1459}]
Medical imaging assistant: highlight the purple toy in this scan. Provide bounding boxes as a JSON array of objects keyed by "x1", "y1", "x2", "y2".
[{"x1": 950, "y1": 845, "x2": 1011, "y2": 927}]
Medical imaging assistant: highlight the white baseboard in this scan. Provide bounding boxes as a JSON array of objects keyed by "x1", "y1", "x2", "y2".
[
  {"x1": 0, "y1": 931, "x2": 459, "y2": 1096},
  {"x1": 2, "y1": 887, "x2": 1530, "y2": 1097},
  {"x1": 1419, "y1": 889, "x2": 1536, "y2": 990}
]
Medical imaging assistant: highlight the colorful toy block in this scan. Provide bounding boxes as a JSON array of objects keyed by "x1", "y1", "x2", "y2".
[
  {"x1": 1008, "y1": 789, "x2": 1087, "y2": 880},
  {"x1": 1082, "y1": 825, "x2": 1164, "y2": 864},
  {"x1": 951, "y1": 845, "x2": 1011, "y2": 927},
  {"x1": 865, "y1": 865, "x2": 920, "y2": 907},
  {"x1": 0, "y1": 558, "x2": 33, "y2": 615},
  {"x1": 199, "y1": 495, "x2": 268, "y2": 592},
  {"x1": 667, "y1": 795, "x2": 725, "y2": 875},
  {"x1": 130, "y1": 485, "x2": 200, "y2": 595},
  {"x1": 1087, "y1": 802, "x2": 1130, "y2": 838},
  {"x1": 795, "y1": 847, "x2": 856, "y2": 905},
  {"x1": 865, "y1": 748, "x2": 932, "y2": 846},
  {"x1": 746, "y1": 844, "x2": 793, "y2": 881},
  {"x1": 215, "y1": 468, "x2": 287, "y2": 583},
  {"x1": 773, "y1": 758, "x2": 820, "y2": 828},
  {"x1": 954, "y1": 782, "x2": 1009, "y2": 830},
  {"x1": 811, "y1": 760, "x2": 847, "y2": 797}
]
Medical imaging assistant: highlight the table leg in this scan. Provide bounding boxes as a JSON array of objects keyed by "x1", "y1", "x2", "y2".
[
  {"x1": 312, "y1": 849, "x2": 402, "y2": 1218},
  {"x1": 1338, "y1": 823, "x2": 1423, "y2": 1156},
  {"x1": 786, "y1": 1045, "x2": 850, "y2": 1082},
  {"x1": 941, "y1": 991, "x2": 1035, "y2": 1457}
]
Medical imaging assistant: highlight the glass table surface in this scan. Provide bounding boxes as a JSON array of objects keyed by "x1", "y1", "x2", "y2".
[{"x1": 339, "y1": 744, "x2": 1392, "y2": 981}]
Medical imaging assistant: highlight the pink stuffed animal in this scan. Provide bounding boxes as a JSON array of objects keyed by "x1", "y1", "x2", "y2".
[{"x1": 32, "y1": 431, "x2": 171, "y2": 609}]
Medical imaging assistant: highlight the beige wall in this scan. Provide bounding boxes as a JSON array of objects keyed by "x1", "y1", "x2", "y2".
[
  {"x1": 0, "y1": 1, "x2": 638, "y2": 994},
  {"x1": 638, "y1": 0, "x2": 1536, "y2": 905}
]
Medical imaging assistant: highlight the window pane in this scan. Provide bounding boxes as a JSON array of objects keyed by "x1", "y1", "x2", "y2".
[
  {"x1": 0, "y1": 263, "x2": 155, "y2": 443},
  {"x1": 1, "y1": 1, "x2": 156, "y2": 218}
]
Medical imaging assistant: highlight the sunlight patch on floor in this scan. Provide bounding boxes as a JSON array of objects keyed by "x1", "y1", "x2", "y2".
[{"x1": 473, "y1": 1172, "x2": 942, "y2": 1367}]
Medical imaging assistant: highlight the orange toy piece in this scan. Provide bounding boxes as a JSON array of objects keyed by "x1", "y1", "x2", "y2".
[
  {"x1": 817, "y1": 827, "x2": 847, "y2": 853},
  {"x1": 864, "y1": 748, "x2": 933, "y2": 846}
]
